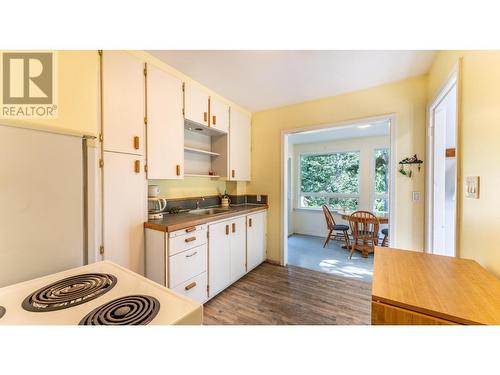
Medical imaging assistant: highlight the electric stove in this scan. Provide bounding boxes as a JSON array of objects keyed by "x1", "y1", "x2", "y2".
[{"x1": 0, "y1": 261, "x2": 202, "y2": 325}]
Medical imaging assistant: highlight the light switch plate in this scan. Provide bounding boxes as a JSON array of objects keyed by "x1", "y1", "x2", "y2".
[
  {"x1": 465, "y1": 176, "x2": 480, "y2": 199},
  {"x1": 256, "y1": 194, "x2": 261, "y2": 202},
  {"x1": 412, "y1": 191, "x2": 420, "y2": 202}
]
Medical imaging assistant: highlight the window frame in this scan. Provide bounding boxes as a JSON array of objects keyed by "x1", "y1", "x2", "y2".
[
  {"x1": 297, "y1": 149, "x2": 361, "y2": 210},
  {"x1": 373, "y1": 147, "x2": 389, "y2": 213}
]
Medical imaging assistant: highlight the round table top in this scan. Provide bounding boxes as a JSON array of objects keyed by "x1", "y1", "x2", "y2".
[{"x1": 337, "y1": 210, "x2": 389, "y2": 224}]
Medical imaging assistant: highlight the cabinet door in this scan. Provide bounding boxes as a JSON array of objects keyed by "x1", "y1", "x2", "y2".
[
  {"x1": 146, "y1": 64, "x2": 184, "y2": 179},
  {"x1": 209, "y1": 97, "x2": 229, "y2": 133},
  {"x1": 247, "y1": 211, "x2": 267, "y2": 271},
  {"x1": 208, "y1": 220, "x2": 231, "y2": 297},
  {"x1": 103, "y1": 151, "x2": 147, "y2": 275},
  {"x1": 184, "y1": 82, "x2": 209, "y2": 126},
  {"x1": 230, "y1": 216, "x2": 247, "y2": 283},
  {"x1": 102, "y1": 51, "x2": 145, "y2": 155},
  {"x1": 229, "y1": 108, "x2": 251, "y2": 181}
]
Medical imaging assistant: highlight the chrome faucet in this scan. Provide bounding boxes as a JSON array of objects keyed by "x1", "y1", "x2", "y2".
[{"x1": 196, "y1": 197, "x2": 205, "y2": 210}]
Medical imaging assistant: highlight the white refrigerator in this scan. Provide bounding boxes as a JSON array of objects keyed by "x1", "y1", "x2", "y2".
[{"x1": 0, "y1": 124, "x2": 90, "y2": 287}]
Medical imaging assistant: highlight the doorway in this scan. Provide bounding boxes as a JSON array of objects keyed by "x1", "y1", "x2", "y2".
[
  {"x1": 281, "y1": 115, "x2": 397, "y2": 281},
  {"x1": 426, "y1": 68, "x2": 459, "y2": 257}
]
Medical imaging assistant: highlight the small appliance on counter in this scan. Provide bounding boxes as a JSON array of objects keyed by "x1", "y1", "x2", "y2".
[
  {"x1": 148, "y1": 184, "x2": 161, "y2": 198},
  {"x1": 148, "y1": 197, "x2": 167, "y2": 220}
]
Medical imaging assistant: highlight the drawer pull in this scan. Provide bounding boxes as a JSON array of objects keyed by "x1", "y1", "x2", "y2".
[
  {"x1": 134, "y1": 160, "x2": 140, "y2": 173},
  {"x1": 185, "y1": 251, "x2": 198, "y2": 258},
  {"x1": 249, "y1": 218, "x2": 253, "y2": 227},
  {"x1": 185, "y1": 282, "x2": 197, "y2": 291},
  {"x1": 225, "y1": 224, "x2": 229, "y2": 235},
  {"x1": 185, "y1": 226, "x2": 197, "y2": 233},
  {"x1": 133, "y1": 136, "x2": 140, "y2": 150},
  {"x1": 232, "y1": 223, "x2": 236, "y2": 233},
  {"x1": 185, "y1": 236, "x2": 196, "y2": 243}
]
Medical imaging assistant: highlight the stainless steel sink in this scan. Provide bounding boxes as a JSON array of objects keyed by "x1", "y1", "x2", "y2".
[{"x1": 188, "y1": 208, "x2": 230, "y2": 215}]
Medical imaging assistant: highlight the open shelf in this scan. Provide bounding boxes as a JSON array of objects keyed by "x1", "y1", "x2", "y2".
[
  {"x1": 185, "y1": 173, "x2": 221, "y2": 178},
  {"x1": 184, "y1": 146, "x2": 220, "y2": 157}
]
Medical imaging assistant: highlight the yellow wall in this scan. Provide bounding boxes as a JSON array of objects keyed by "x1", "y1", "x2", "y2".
[
  {"x1": 248, "y1": 76, "x2": 428, "y2": 262},
  {"x1": 0, "y1": 51, "x2": 99, "y2": 137},
  {"x1": 428, "y1": 51, "x2": 500, "y2": 276}
]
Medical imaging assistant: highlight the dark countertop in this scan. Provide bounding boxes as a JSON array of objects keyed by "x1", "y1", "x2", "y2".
[{"x1": 144, "y1": 204, "x2": 268, "y2": 232}]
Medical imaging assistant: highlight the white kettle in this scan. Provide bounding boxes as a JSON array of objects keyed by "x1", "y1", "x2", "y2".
[{"x1": 148, "y1": 198, "x2": 167, "y2": 213}]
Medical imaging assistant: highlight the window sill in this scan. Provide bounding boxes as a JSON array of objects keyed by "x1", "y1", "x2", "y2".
[{"x1": 294, "y1": 207, "x2": 346, "y2": 214}]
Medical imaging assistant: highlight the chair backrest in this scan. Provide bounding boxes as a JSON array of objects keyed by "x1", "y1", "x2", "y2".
[
  {"x1": 347, "y1": 211, "x2": 380, "y2": 243},
  {"x1": 322, "y1": 205, "x2": 336, "y2": 230}
]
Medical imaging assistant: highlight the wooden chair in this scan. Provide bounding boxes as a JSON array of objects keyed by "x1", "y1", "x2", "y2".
[
  {"x1": 381, "y1": 228, "x2": 389, "y2": 247},
  {"x1": 347, "y1": 211, "x2": 380, "y2": 259},
  {"x1": 322, "y1": 205, "x2": 350, "y2": 249}
]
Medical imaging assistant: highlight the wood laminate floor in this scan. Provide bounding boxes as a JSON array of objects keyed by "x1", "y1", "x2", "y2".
[{"x1": 203, "y1": 262, "x2": 371, "y2": 325}]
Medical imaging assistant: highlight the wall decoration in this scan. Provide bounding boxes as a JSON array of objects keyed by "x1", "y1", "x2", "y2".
[{"x1": 399, "y1": 154, "x2": 423, "y2": 178}]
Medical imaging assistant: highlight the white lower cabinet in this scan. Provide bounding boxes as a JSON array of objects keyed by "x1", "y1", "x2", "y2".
[
  {"x1": 172, "y1": 272, "x2": 208, "y2": 305},
  {"x1": 246, "y1": 211, "x2": 267, "y2": 271},
  {"x1": 145, "y1": 210, "x2": 267, "y2": 304}
]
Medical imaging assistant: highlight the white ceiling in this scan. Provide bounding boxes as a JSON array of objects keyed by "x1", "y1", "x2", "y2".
[
  {"x1": 288, "y1": 120, "x2": 390, "y2": 145},
  {"x1": 148, "y1": 50, "x2": 436, "y2": 112}
]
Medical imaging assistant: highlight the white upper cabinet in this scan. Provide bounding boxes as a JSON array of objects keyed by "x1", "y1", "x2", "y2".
[
  {"x1": 146, "y1": 64, "x2": 184, "y2": 179},
  {"x1": 184, "y1": 82, "x2": 210, "y2": 127},
  {"x1": 209, "y1": 97, "x2": 229, "y2": 133},
  {"x1": 102, "y1": 51, "x2": 145, "y2": 155},
  {"x1": 229, "y1": 108, "x2": 251, "y2": 181}
]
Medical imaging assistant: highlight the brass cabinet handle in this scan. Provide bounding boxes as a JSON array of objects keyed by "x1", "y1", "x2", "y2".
[
  {"x1": 212, "y1": 115, "x2": 216, "y2": 125},
  {"x1": 185, "y1": 236, "x2": 196, "y2": 243},
  {"x1": 134, "y1": 160, "x2": 140, "y2": 173},
  {"x1": 225, "y1": 224, "x2": 229, "y2": 235},
  {"x1": 249, "y1": 218, "x2": 253, "y2": 227},
  {"x1": 185, "y1": 282, "x2": 197, "y2": 290},
  {"x1": 185, "y1": 226, "x2": 196, "y2": 233},
  {"x1": 133, "y1": 136, "x2": 140, "y2": 150},
  {"x1": 176, "y1": 164, "x2": 181, "y2": 176},
  {"x1": 185, "y1": 251, "x2": 198, "y2": 258},
  {"x1": 232, "y1": 170, "x2": 235, "y2": 178},
  {"x1": 232, "y1": 223, "x2": 236, "y2": 233},
  {"x1": 204, "y1": 112, "x2": 207, "y2": 122}
]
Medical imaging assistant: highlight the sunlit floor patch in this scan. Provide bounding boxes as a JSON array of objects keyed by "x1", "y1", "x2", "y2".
[{"x1": 288, "y1": 234, "x2": 374, "y2": 282}]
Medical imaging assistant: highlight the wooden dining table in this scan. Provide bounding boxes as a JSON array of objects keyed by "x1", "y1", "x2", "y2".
[
  {"x1": 337, "y1": 210, "x2": 389, "y2": 224},
  {"x1": 333, "y1": 210, "x2": 389, "y2": 254}
]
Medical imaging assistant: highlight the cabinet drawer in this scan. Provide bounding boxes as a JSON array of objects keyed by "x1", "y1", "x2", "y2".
[
  {"x1": 169, "y1": 224, "x2": 207, "y2": 239},
  {"x1": 169, "y1": 227, "x2": 207, "y2": 256},
  {"x1": 169, "y1": 244, "x2": 207, "y2": 287},
  {"x1": 172, "y1": 272, "x2": 208, "y2": 304}
]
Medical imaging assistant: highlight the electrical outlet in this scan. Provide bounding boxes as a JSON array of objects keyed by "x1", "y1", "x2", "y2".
[
  {"x1": 465, "y1": 176, "x2": 480, "y2": 199},
  {"x1": 412, "y1": 191, "x2": 420, "y2": 202}
]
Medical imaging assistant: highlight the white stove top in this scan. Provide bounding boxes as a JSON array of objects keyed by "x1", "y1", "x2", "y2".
[{"x1": 0, "y1": 261, "x2": 202, "y2": 325}]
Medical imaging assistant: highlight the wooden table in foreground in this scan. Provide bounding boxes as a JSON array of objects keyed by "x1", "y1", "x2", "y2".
[{"x1": 372, "y1": 247, "x2": 500, "y2": 325}]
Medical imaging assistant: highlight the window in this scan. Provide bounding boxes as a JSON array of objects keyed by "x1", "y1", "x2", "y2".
[
  {"x1": 299, "y1": 151, "x2": 360, "y2": 210},
  {"x1": 374, "y1": 148, "x2": 389, "y2": 213}
]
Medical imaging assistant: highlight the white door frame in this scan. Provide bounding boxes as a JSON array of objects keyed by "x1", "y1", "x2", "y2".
[
  {"x1": 280, "y1": 114, "x2": 398, "y2": 266},
  {"x1": 425, "y1": 61, "x2": 461, "y2": 255}
]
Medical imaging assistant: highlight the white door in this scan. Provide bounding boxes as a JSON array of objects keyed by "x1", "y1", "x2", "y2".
[
  {"x1": 103, "y1": 151, "x2": 147, "y2": 274},
  {"x1": 247, "y1": 212, "x2": 266, "y2": 271},
  {"x1": 230, "y1": 216, "x2": 247, "y2": 283},
  {"x1": 102, "y1": 51, "x2": 145, "y2": 155},
  {"x1": 427, "y1": 80, "x2": 457, "y2": 257},
  {"x1": 208, "y1": 220, "x2": 231, "y2": 297},
  {"x1": 209, "y1": 97, "x2": 229, "y2": 133},
  {"x1": 146, "y1": 64, "x2": 184, "y2": 179},
  {"x1": 184, "y1": 82, "x2": 209, "y2": 126},
  {"x1": 229, "y1": 108, "x2": 251, "y2": 181}
]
